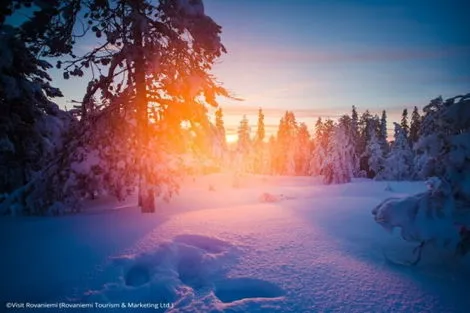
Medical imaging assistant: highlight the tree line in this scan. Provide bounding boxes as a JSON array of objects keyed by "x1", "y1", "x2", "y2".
[{"x1": 212, "y1": 96, "x2": 469, "y2": 192}]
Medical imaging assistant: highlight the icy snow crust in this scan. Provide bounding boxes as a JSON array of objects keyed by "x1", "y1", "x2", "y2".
[{"x1": 1, "y1": 174, "x2": 470, "y2": 312}]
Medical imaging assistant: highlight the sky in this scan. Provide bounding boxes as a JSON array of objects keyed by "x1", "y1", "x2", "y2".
[
  {"x1": 203, "y1": 0, "x2": 470, "y2": 140},
  {"x1": 18, "y1": 0, "x2": 470, "y2": 141}
]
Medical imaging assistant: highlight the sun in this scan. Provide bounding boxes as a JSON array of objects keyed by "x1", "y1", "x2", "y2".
[{"x1": 226, "y1": 134, "x2": 238, "y2": 143}]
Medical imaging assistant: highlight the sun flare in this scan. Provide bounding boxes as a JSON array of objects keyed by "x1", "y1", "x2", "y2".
[{"x1": 226, "y1": 134, "x2": 238, "y2": 143}]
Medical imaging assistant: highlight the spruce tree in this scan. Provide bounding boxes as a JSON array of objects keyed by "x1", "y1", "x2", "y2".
[
  {"x1": 379, "y1": 110, "x2": 389, "y2": 154},
  {"x1": 410, "y1": 106, "x2": 421, "y2": 144},
  {"x1": 253, "y1": 108, "x2": 266, "y2": 173},
  {"x1": 215, "y1": 108, "x2": 226, "y2": 147},
  {"x1": 401, "y1": 108, "x2": 410, "y2": 139},
  {"x1": 351, "y1": 106, "x2": 360, "y2": 176},
  {"x1": 309, "y1": 117, "x2": 325, "y2": 176},
  {"x1": 256, "y1": 108, "x2": 265, "y2": 144},
  {"x1": 381, "y1": 123, "x2": 413, "y2": 180},
  {"x1": 322, "y1": 117, "x2": 355, "y2": 184},
  {"x1": 295, "y1": 123, "x2": 311, "y2": 175}
]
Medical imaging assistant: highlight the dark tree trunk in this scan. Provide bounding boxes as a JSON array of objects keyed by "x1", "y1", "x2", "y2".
[{"x1": 131, "y1": 1, "x2": 155, "y2": 213}]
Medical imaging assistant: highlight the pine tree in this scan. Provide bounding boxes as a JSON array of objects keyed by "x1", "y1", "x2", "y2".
[
  {"x1": 253, "y1": 108, "x2": 266, "y2": 173},
  {"x1": 381, "y1": 123, "x2": 414, "y2": 181},
  {"x1": 309, "y1": 117, "x2": 325, "y2": 176},
  {"x1": 379, "y1": 110, "x2": 389, "y2": 154},
  {"x1": 213, "y1": 107, "x2": 227, "y2": 165},
  {"x1": 256, "y1": 108, "x2": 265, "y2": 144},
  {"x1": 413, "y1": 97, "x2": 444, "y2": 179},
  {"x1": 401, "y1": 108, "x2": 410, "y2": 140},
  {"x1": 215, "y1": 108, "x2": 226, "y2": 147},
  {"x1": 322, "y1": 117, "x2": 355, "y2": 184},
  {"x1": 358, "y1": 110, "x2": 372, "y2": 176},
  {"x1": 366, "y1": 132, "x2": 385, "y2": 179},
  {"x1": 410, "y1": 106, "x2": 421, "y2": 144},
  {"x1": 274, "y1": 116, "x2": 288, "y2": 174},
  {"x1": 295, "y1": 123, "x2": 311, "y2": 175},
  {"x1": 351, "y1": 106, "x2": 360, "y2": 176},
  {"x1": 237, "y1": 115, "x2": 251, "y2": 154}
]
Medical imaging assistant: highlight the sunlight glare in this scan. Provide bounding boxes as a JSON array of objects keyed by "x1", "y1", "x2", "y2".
[{"x1": 226, "y1": 134, "x2": 238, "y2": 143}]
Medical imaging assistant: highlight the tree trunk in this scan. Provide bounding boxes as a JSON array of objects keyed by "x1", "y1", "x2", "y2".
[{"x1": 132, "y1": 1, "x2": 155, "y2": 213}]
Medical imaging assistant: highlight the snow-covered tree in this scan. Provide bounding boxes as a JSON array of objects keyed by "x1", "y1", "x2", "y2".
[
  {"x1": 416, "y1": 93, "x2": 470, "y2": 203},
  {"x1": 295, "y1": 122, "x2": 311, "y2": 175},
  {"x1": 213, "y1": 107, "x2": 227, "y2": 165},
  {"x1": 253, "y1": 108, "x2": 266, "y2": 173},
  {"x1": 1, "y1": 0, "x2": 233, "y2": 215},
  {"x1": 322, "y1": 117, "x2": 355, "y2": 184},
  {"x1": 381, "y1": 123, "x2": 414, "y2": 180},
  {"x1": 414, "y1": 96, "x2": 444, "y2": 179},
  {"x1": 309, "y1": 117, "x2": 325, "y2": 176},
  {"x1": 410, "y1": 106, "x2": 421, "y2": 145},
  {"x1": 351, "y1": 106, "x2": 360, "y2": 176},
  {"x1": 215, "y1": 108, "x2": 226, "y2": 148},
  {"x1": 377, "y1": 93, "x2": 470, "y2": 261},
  {"x1": 237, "y1": 115, "x2": 251, "y2": 154},
  {"x1": 379, "y1": 110, "x2": 389, "y2": 154},
  {"x1": 401, "y1": 108, "x2": 410, "y2": 140},
  {"x1": 255, "y1": 108, "x2": 265, "y2": 144},
  {"x1": 0, "y1": 2, "x2": 73, "y2": 196},
  {"x1": 366, "y1": 132, "x2": 385, "y2": 179}
]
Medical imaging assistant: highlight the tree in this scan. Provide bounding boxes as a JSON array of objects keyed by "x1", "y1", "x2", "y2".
[
  {"x1": 381, "y1": 123, "x2": 414, "y2": 181},
  {"x1": 358, "y1": 110, "x2": 372, "y2": 176},
  {"x1": 253, "y1": 108, "x2": 266, "y2": 173},
  {"x1": 401, "y1": 108, "x2": 409, "y2": 140},
  {"x1": 366, "y1": 132, "x2": 385, "y2": 179},
  {"x1": 322, "y1": 117, "x2": 355, "y2": 184},
  {"x1": 309, "y1": 117, "x2": 325, "y2": 176},
  {"x1": 379, "y1": 110, "x2": 389, "y2": 154},
  {"x1": 255, "y1": 108, "x2": 265, "y2": 144},
  {"x1": 414, "y1": 96, "x2": 444, "y2": 179},
  {"x1": 410, "y1": 106, "x2": 421, "y2": 144},
  {"x1": 0, "y1": 1, "x2": 73, "y2": 199},
  {"x1": 351, "y1": 106, "x2": 360, "y2": 176},
  {"x1": 415, "y1": 93, "x2": 470, "y2": 203},
  {"x1": 237, "y1": 115, "x2": 251, "y2": 152},
  {"x1": 1, "y1": 0, "x2": 234, "y2": 215},
  {"x1": 215, "y1": 108, "x2": 226, "y2": 148},
  {"x1": 295, "y1": 123, "x2": 311, "y2": 175},
  {"x1": 213, "y1": 107, "x2": 227, "y2": 165}
]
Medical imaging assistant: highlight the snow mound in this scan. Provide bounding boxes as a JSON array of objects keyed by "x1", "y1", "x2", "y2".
[
  {"x1": 259, "y1": 192, "x2": 296, "y2": 203},
  {"x1": 83, "y1": 234, "x2": 239, "y2": 305},
  {"x1": 259, "y1": 192, "x2": 280, "y2": 203}
]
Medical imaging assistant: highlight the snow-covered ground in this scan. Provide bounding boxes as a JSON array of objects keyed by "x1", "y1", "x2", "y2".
[{"x1": 1, "y1": 174, "x2": 470, "y2": 312}]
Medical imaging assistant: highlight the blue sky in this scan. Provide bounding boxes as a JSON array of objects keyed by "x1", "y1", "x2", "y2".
[
  {"x1": 15, "y1": 0, "x2": 469, "y2": 138},
  {"x1": 201, "y1": 0, "x2": 470, "y2": 137}
]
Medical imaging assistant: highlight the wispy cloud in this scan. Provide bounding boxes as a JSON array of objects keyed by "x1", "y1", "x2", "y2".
[
  {"x1": 225, "y1": 45, "x2": 470, "y2": 65},
  {"x1": 219, "y1": 105, "x2": 344, "y2": 119}
]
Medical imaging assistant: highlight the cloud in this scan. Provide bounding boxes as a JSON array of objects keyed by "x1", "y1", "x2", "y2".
[
  {"x1": 219, "y1": 105, "x2": 344, "y2": 119},
  {"x1": 225, "y1": 45, "x2": 470, "y2": 65}
]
